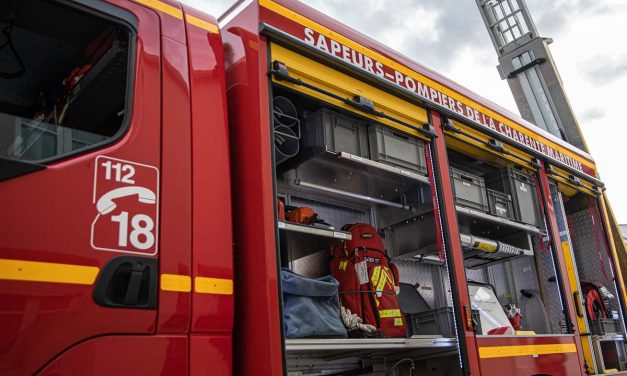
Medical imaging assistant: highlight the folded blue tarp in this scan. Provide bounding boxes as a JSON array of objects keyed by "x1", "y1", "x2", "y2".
[{"x1": 281, "y1": 269, "x2": 347, "y2": 338}]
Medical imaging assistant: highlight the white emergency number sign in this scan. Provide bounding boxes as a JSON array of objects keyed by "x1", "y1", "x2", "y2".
[{"x1": 90, "y1": 156, "x2": 159, "y2": 255}]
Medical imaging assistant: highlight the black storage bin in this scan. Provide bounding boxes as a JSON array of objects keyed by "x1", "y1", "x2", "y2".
[
  {"x1": 398, "y1": 283, "x2": 431, "y2": 314},
  {"x1": 590, "y1": 318, "x2": 622, "y2": 335},
  {"x1": 450, "y1": 167, "x2": 488, "y2": 212},
  {"x1": 409, "y1": 307, "x2": 455, "y2": 337},
  {"x1": 368, "y1": 124, "x2": 427, "y2": 174},
  {"x1": 405, "y1": 307, "x2": 481, "y2": 338},
  {"x1": 486, "y1": 168, "x2": 541, "y2": 227},
  {"x1": 408, "y1": 307, "x2": 481, "y2": 337},
  {"x1": 304, "y1": 108, "x2": 369, "y2": 158},
  {"x1": 486, "y1": 188, "x2": 515, "y2": 220}
]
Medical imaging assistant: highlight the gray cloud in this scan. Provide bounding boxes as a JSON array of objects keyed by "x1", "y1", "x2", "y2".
[
  {"x1": 579, "y1": 107, "x2": 605, "y2": 122},
  {"x1": 302, "y1": 0, "x2": 493, "y2": 72},
  {"x1": 526, "y1": 0, "x2": 625, "y2": 36},
  {"x1": 579, "y1": 54, "x2": 627, "y2": 85}
]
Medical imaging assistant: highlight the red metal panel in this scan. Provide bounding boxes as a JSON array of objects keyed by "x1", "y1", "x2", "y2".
[
  {"x1": 222, "y1": 3, "x2": 285, "y2": 376},
  {"x1": 181, "y1": 5, "x2": 235, "y2": 335},
  {"x1": 476, "y1": 336, "x2": 581, "y2": 376},
  {"x1": 157, "y1": 35, "x2": 192, "y2": 333},
  {"x1": 429, "y1": 111, "x2": 482, "y2": 375},
  {"x1": 189, "y1": 335, "x2": 232, "y2": 376},
  {"x1": 38, "y1": 335, "x2": 187, "y2": 375},
  {"x1": 0, "y1": 2, "x2": 161, "y2": 374},
  {"x1": 147, "y1": 0, "x2": 187, "y2": 44}
]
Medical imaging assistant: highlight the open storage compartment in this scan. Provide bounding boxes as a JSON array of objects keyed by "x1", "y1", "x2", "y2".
[
  {"x1": 270, "y1": 80, "x2": 463, "y2": 375},
  {"x1": 550, "y1": 182, "x2": 627, "y2": 374},
  {"x1": 445, "y1": 145, "x2": 570, "y2": 337}
]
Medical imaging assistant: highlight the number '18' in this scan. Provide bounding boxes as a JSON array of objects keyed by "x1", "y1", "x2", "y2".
[{"x1": 111, "y1": 212, "x2": 155, "y2": 250}]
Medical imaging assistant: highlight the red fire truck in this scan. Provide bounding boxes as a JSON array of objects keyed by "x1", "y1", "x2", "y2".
[{"x1": 1, "y1": 0, "x2": 626, "y2": 375}]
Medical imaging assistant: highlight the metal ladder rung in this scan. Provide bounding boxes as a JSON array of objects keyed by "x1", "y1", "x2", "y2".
[
  {"x1": 488, "y1": 9, "x2": 524, "y2": 28},
  {"x1": 495, "y1": 24, "x2": 522, "y2": 36}
]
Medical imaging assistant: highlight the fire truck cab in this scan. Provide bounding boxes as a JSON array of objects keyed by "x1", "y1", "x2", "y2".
[
  {"x1": 1, "y1": 1, "x2": 626, "y2": 376},
  {"x1": 0, "y1": 1, "x2": 232, "y2": 375}
]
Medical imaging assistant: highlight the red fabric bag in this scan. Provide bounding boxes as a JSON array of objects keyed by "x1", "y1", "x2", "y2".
[{"x1": 330, "y1": 223, "x2": 406, "y2": 337}]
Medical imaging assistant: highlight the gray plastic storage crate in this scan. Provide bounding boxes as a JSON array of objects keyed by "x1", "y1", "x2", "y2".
[
  {"x1": 304, "y1": 108, "x2": 369, "y2": 158},
  {"x1": 590, "y1": 318, "x2": 622, "y2": 335},
  {"x1": 450, "y1": 167, "x2": 488, "y2": 212},
  {"x1": 410, "y1": 307, "x2": 456, "y2": 337},
  {"x1": 409, "y1": 307, "x2": 481, "y2": 337},
  {"x1": 486, "y1": 168, "x2": 541, "y2": 227},
  {"x1": 368, "y1": 124, "x2": 427, "y2": 174},
  {"x1": 486, "y1": 189, "x2": 515, "y2": 220}
]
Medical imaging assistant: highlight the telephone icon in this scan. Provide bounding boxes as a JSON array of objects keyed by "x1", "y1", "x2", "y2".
[{"x1": 96, "y1": 186, "x2": 156, "y2": 215}]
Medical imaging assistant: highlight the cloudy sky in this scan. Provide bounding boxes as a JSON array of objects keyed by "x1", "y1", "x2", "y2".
[{"x1": 183, "y1": 0, "x2": 627, "y2": 223}]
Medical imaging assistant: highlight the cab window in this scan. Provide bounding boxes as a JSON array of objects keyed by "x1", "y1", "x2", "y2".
[{"x1": 0, "y1": 0, "x2": 131, "y2": 164}]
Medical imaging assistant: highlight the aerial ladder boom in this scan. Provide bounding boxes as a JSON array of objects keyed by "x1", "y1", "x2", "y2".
[
  {"x1": 475, "y1": 0, "x2": 588, "y2": 151},
  {"x1": 475, "y1": 0, "x2": 627, "y2": 347}
]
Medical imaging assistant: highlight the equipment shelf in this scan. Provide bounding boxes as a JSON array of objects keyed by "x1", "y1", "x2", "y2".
[
  {"x1": 462, "y1": 247, "x2": 533, "y2": 269},
  {"x1": 278, "y1": 221, "x2": 351, "y2": 260},
  {"x1": 456, "y1": 205, "x2": 542, "y2": 237},
  {"x1": 285, "y1": 337, "x2": 456, "y2": 358},
  {"x1": 392, "y1": 243, "x2": 441, "y2": 262},
  {"x1": 281, "y1": 151, "x2": 429, "y2": 210},
  {"x1": 455, "y1": 206, "x2": 537, "y2": 268}
]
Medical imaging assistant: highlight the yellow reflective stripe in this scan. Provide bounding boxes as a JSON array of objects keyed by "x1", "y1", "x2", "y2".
[
  {"x1": 132, "y1": 0, "x2": 220, "y2": 34},
  {"x1": 376, "y1": 268, "x2": 390, "y2": 292},
  {"x1": 339, "y1": 260, "x2": 347, "y2": 271},
  {"x1": 372, "y1": 266, "x2": 395, "y2": 294},
  {"x1": 0, "y1": 258, "x2": 98, "y2": 285},
  {"x1": 160, "y1": 275, "x2": 234, "y2": 295},
  {"x1": 186, "y1": 15, "x2": 219, "y2": 34},
  {"x1": 394, "y1": 317, "x2": 404, "y2": 326},
  {"x1": 160, "y1": 273, "x2": 191, "y2": 292},
  {"x1": 370, "y1": 265, "x2": 381, "y2": 287},
  {"x1": 133, "y1": 0, "x2": 182, "y2": 19},
  {"x1": 478, "y1": 343, "x2": 577, "y2": 359},
  {"x1": 195, "y1": 276, "x2": 233, "y2": 295},
  {"x1": 379, "y1": 309, "x2": 401, "y2": 318}
]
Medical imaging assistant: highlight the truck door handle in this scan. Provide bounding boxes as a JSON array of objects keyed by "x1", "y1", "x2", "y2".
[{"x1": 93, "y1": 256, "x2": 158, "y2": 309}]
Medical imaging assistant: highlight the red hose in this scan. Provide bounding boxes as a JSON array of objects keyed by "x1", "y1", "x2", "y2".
[{"x1": 586, "y1": 287, "x2": 608, "y2": 320}]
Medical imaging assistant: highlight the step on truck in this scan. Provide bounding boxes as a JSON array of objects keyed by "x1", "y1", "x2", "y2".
[{"x1": 1, "y1": 0, "x2": 626, "y2": 375}]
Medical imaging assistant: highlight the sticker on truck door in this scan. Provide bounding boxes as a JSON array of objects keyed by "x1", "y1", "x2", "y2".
[{"x1": 91, "y1": 156, "x2": 159, "y2": 255}]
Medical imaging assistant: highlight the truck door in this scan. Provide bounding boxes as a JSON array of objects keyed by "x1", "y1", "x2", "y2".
[{"x1": 0, "y1": 1, "x2": 163, "y2": 374}]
